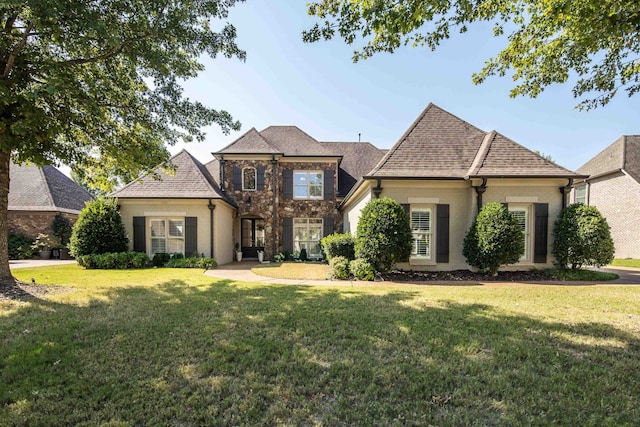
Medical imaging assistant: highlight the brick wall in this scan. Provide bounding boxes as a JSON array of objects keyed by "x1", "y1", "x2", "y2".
[{"x1": 8, "y1": 211, "x2": 78, "y2": 240}]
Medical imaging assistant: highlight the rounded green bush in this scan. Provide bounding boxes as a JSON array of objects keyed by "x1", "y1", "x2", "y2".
[
  {"x1": 69, "y1": 198, "x2": 128, "y2": 257},
  {"x1": 349, "y1": 258, "x2": 375, "y2": 281},
  {"x1": 552, "y1": 203, "x2": 614, "y2": 269},
  {"x1": 463, "y1": 202, "x2": 524, "y2": 276},
  {"x1": 321, "y1": 232, "x2": 355, "y2": 260},
  {"x1": 329, "y1": 256, "x2": 351, "y2": 280},
  {"x1": 354, "y1": 198, "x2": 412, "y2": 272}
]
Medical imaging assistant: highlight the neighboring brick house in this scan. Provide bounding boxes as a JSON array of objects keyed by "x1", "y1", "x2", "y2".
[
  {"x1": 341, "y1": 103, "x2": 581, "y2": 271},
  {"x1": 572, "y1": 136, "x2": 640, "y2": 259},
  {"x1": 211, "y1": 126, "x2": 385, "y2": 260},
  {"x1": 8, "y1": 162, "x2": 93, "y2": 239}
]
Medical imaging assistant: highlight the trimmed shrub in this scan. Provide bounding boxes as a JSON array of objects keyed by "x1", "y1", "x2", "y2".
[
  {"x1": 171, "y1": 252, "x2": 184, "y2": 260},
  {"x1": 77, "y1": 252, "x2": 150, "y2": 269},
  {"x1": 552, "y1": 203, "x2": 614, "y2": 269},
  {"x1": 166, "y1": 257, "x2": 217, "y2": 269},
  {"x1": 355, "y1": 198, "x2": 412, "y2": 272},
  {"x1": 463, "y1": 202, "x2": 524, "y2": 276},
  {"x1": 69, "y1": 198, "x2": 128, "y2": 257},
  {"x1": 52, "y1": 213, "x2": 73, "y2": 246},
  {"x1": 321, "y1": 232, "x2": 355, "y2": 260},
  {"x1": 299, "y1": 248, "x2": 308, "y2": 261},
  {"x1": 153, "y1": 252, "x2": 171, "y2": 267},
  {"x1": 8, "y1": 233, "x2": 35, "y2": 260},
  {"x1": 350, "y1": 258, "x2": 375, "y2": 281},
  {"x1": 328, "y1": 256, "x2": 351, "y2": 280}
]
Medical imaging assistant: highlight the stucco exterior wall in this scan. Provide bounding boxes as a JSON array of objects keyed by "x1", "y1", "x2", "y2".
[
  {"x1": 586, "y1": 172, "x2": 640, "y2": 258},
  {"x1": 343, "y1": 188, "x2": 372, "y2": 234},
  {"x1": 117, "y1": 199, "x2": 235, "y2": 263}
]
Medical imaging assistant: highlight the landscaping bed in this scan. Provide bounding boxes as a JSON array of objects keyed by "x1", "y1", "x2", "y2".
[{"x1": 382, "y1": 269, "x2": 556, "y2": 282}]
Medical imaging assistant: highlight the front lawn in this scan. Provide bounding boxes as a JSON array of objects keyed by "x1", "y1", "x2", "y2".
[
  {"x1": 252, "y1": 261, "x2": 329, "y2": 280},
  {"x1": 612, "y1": 258, "x2": 640, "y2": 268},
  {"x1": 2, "y1": 265, "x2": 639, "y2": 425}
]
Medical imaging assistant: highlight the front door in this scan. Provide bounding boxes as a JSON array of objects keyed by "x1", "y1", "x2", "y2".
[{"x1": 241, "y1": 218, "x2": 265, "y2": 258}]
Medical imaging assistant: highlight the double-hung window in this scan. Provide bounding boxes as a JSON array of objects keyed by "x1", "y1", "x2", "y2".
[
  {"x1": 508, "y1": 207, "x2": 529, "y2": 261},
  {"x1": 411, "y1": 209, "x2": 432, "y2": 258},
  {"x1": 150, "y1": 218, "x2": 184, "y2": 256},
  {"x1": 575, "y1": 185, "x2": 586, "y2": 204},
  {"x1": 243, "y1": 167, "x2": 256, "y2": 191},
  {"x1": 293, "y1": 218, "x2": 323, "y2": 258},
  {"x1": 294, "y1": 171, "x2": 323, "y2": 199}
]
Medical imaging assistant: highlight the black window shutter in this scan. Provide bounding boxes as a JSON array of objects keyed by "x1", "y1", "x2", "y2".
[
  {"x1": 323, "y1": 217, "x2": 334, "y2": 237},
  {"x1": 257, "y1": 166, "x2": 265, "y2": 190},
  {"x1": 282, "y1": 217, "x2": 293, "y2": 252},
  {"x1": 133, "y1": 216, "x2": 146, "y2": 253},
  {"x1": 436, "y1": 204, "x2": 450, "y2": 263},
  {"x1": 233, "y1": 167, "x2": 242, "y2": 190},
  {"x1": 185, "y1": 217, "x2": 197, "y2": 257},
  {"x1": 283, "y1": 169, "x2": 293, "y2": 200},
  {"x1": 502, "y1": 202, "x2": 509, "y2": 210},
  {"x1": 323, "y1": 169, "x2": 334, "y2": 200},
  {"x1": 400, "y1": 204, "x2": 410, "y2": 217},
  {"x1": 534, "y1": 203, "x2": 548, "y2": 263}
]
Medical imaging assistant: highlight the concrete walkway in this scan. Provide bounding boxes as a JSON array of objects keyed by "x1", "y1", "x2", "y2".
[
  {"x1": 9, "y1": 259, "x2": 77, "y2": 269},
  {"x1": 206, "y1": 261, "x2": 640, "y2": 286}
]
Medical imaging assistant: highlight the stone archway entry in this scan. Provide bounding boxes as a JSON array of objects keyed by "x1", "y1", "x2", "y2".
[{"x1": 241, "y1": 218, "x2": 265, "y2": 259}]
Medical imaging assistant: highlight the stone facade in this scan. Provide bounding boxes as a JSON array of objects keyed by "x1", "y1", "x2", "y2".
[
  {"x1": 221, "y1": 158, "x2": 342, "y2": 259},
  {"x1": 8, "y1": 211, "x2": 78, "y2": 240}
]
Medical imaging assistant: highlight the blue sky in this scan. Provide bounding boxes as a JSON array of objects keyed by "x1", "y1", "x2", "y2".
[{"x1": 173, "y1": 1, "x2": 639, "y2": 171}]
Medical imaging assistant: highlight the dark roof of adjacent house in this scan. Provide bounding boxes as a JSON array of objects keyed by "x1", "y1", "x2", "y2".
[
  {"x1": 577, "y1": 135, "x2": 640, "y2": 183},
  {"x1": 320, "y1": 142, "x2": 387, "y2": 196},
  {"x1": 368, "y1": 103, "x2": 578, "y2": 179},
  {"x1": 9, "y1": 162, "x2": 93, "y2": 213},
  {"x1": 215, "y1": 126, "x2": 338, "y2": 157},
  {"x1": 111, "y1": 150, "x2": 234, "y2": 204}
]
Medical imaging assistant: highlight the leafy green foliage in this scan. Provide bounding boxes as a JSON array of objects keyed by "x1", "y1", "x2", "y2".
[
  {"x1": 31, "y1": 233, "x2": 57, "y2": 251},
  {"x1": 7, "y1": 233, "x2": 34, "y2": 259},
  {"x1": 153, "y1": 252, "x2": 172, "y2": 267},
  {"x1": 321, "y1": 232, "x2": 355, "y2": 260},
  {"x1": 166, "y1": 257, "x2": 217, "y2": 269},
  {"x1": 69, "y1": 198, "x2": 128, "y2": 257},
  {"x1": 304, "y1": 0, "x2": 640, "y2": 109},
  {"x1": 328, "y1": 256, "x2": 351, "y2": 280},
  {"x1": 77, "y1": 252, "x2": 150, "y2": 269},
  {"x1": 349, "y1": 258, "x2": 375, "y2": 281},
  {"x1": 355, "y1": 198, "x2": 412, "y2": 272},
  {"x1": 52, "y1": 213, "x2": 73, "y2": 246},
  {"x1": 299, "y1": 248, "x2": 308, "y2": 262},
  {"x1": 552, "y1": 203, "x2": 614, "y2": 269},
  {"x1": 463, "y1": 203, "x2": 524, "y2": 275}
]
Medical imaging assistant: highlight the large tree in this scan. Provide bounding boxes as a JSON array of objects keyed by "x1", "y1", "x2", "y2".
[
  {"x1": 303, "y1": 0, "x2": 640, "y2": 109},
  {"x1": 0, "y1": 0, "x2": 245, "y2": 287}
]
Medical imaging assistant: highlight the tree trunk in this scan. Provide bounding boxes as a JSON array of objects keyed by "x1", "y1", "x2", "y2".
[{"x1": 0, "y1": 150, "x2": 14, "y2": 286}]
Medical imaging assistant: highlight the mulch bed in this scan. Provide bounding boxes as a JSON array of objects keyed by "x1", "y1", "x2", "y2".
[{"x1": 381, "y1": 269, "x2": 556, "y2": 283}]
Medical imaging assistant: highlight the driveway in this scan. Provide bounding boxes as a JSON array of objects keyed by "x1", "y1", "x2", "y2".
[
  {"x1": 9, "y1": 259, "x2": 77, "y2": 269},
  {"x1": 592, "y1": 266, "x2": 640, "y2": 284}
]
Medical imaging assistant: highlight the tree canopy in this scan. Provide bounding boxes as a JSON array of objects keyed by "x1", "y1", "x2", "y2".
[
  {"x1": 0, "y1": 0, "x2": 245, "y2": 286},
  {"x1": 303, "y1": 0, "x2": 640, "y2": 110}
]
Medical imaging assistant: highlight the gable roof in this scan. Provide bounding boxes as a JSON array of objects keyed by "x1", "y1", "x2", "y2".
[
  {"x1": 320, "y1": 142, "x2": 387, "y2": 196},
  {"x1": 368, "y1": 103, "x2": 578, "y2": 179},
  {"x1": 215, "y1": 126, "x2": 337, "y2": 157},
  {"x1": 111, "y1": 150, "x2": 234, "y2": 204},
  {"x1": 9, "y1": 162, "x2": 93, "y2": 213},
  {"x1": 577, "y1": 135, "x2": 640, "y2": 183}
]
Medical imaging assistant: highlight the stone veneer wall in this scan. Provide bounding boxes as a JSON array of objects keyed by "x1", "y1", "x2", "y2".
[
  {"x1": 8, "y1": 211, "x2": 78, "y2": 240},
  {"x1": 222, "y1": 159, "x2": 342, "y2": 259}
]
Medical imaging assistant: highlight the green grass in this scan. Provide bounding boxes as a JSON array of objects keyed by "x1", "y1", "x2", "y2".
[
  {"x1": 252, "y1": 261, "x2": 329, "y2": 280},
  {"x1": 2, "y1": 265, "x2": 640, "y2": 426},
  {"x1": 612, "y1": 258, "x2": 640, "y2": 268},
  {"x1": 548, "y1": 268, "x2": 619, "y2": 281}
]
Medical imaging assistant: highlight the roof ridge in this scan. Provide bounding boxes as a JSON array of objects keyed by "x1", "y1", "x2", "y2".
[
  {"x1": 495, "y1": 131, "x2": 577, "y2": 174},
  {"x1": 110, "y1": 151, "x2": 183, "y2": 196},
  {"x1": 39, "y1": 165, "x2": 56, "y2": 207},
  {"x1": 467, "y1": 131, "x2": 496, "y2": 178}
]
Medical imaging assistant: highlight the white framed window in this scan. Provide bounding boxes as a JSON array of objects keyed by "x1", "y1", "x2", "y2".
[
  {"x1": 150, "y1": 218, "x2": 184, "y2": 256},
  {"x1": 411, "y1": 208, "x2": 432, "y2": 258},
  {"x1": 294, "y1": 171, "x2": 323, "y2": 199},
  {"x1": 293, "y1": 218, "x2": 323, "y2": 258},
  {"x1": 509, "y1": 206, "x2": 530, "y2": 261},
  {"x1": 242, "y1": 167, "x2": 256, "y2": 191},
  {"x1": 575, "y1": 185, "x2": 586, "y2": 204}
]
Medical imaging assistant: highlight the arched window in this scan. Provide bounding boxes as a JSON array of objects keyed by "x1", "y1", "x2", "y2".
[{"x1": 242, "y1": 167, "x2": 256, "y2": 190}]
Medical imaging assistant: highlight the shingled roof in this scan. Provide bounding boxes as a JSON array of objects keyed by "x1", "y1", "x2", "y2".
[
  {"x1": 577, "y1": 135, "x2": 640, "y2": 183},
  {"x1": 112, "y1": 150, "x2": 233, "y2": 204},
  {"x1": 9, "y1": 162, "x2": 93, "y2": 213},
  {"x1": 368, "y1": 103, "x2": 578, "y2": 179},
  {"x1": 215, "y1": 126, "x2": 337, "y2": 157},
  {"x1": 320, "y1": 142, "x2": 386, "y2": 196}
]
